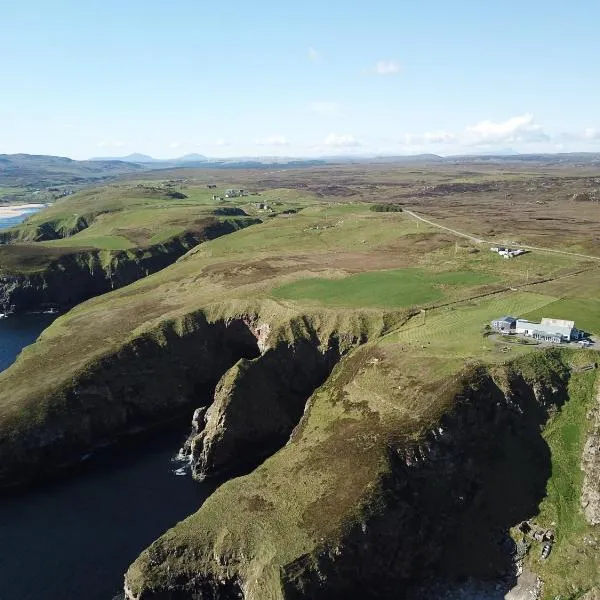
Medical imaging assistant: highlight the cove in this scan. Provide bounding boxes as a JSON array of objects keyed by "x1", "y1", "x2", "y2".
[
  {"x1": 0, "y1": 426, "x2": 216, "y2": 600},
  {"x1": 0, "y1": 296, "x2": 216, "y2": 600}
]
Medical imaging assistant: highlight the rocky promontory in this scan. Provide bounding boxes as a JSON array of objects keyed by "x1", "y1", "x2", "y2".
[
  {"x1": 124, "y1": 350, "x2": 576, "y2": 600},
  {"x1": 0, "y1": 217, "x2": 258, "y2": 312}
]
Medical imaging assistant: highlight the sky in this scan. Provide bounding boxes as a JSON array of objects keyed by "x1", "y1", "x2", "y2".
[{"x1": 1, "y1": 0, "x2": 600, "y2": 160}]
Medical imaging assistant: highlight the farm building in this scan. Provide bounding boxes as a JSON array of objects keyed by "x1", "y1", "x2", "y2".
[
  {"x1": 225, "y1": 189, "x2": 247, "y2": 198},
  {"x1": 515, "y1": 318, "x2": 582, "y2": 342},
  {"x1": 491, "y1": 316, "x2": 584, "y2": 343},
  {"x1": 490, "y1": 247, "x2": 526, "y2": 259},
  {"x1": 491, "y1": 316, "x2": 517, "y2": 333}
]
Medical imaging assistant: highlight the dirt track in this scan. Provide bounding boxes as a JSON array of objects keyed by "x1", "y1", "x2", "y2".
[{"x1": 404, "y1": 210, "x2": 600, "y2": 263}]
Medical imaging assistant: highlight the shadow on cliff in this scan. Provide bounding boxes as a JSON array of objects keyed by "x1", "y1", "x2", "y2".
[
  {"x1": 187, "y1": 335, "x2": 345, "y2": 481},
  {"x1": 281, "y1": 367, "x2": 568, "y2": 600},
  {"x1": 402, "y1": 372, "x2": 566, "y2": 599}
]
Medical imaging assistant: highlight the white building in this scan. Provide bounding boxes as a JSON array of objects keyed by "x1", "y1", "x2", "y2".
[{"x1": 515, "y1": 318, "x2": 582, "y2": 343}]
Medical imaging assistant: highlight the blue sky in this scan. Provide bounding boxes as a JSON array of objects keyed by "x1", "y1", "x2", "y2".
[{"x1": 2, "y1": 0, "x2": 600, "y2": 159}]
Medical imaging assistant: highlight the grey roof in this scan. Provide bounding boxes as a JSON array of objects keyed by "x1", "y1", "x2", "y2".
[
  {"x1": 516, "y1": 319, "x2": 534, "y2": 328},
  {"x1": 497, "y1": 316, "x2": 517, "y2": 324}
]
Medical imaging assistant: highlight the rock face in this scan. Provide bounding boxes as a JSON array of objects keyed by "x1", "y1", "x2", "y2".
[
  {"x1": 186, "y1": 340, "x2": 342, "y2": 480},
  {"x1": 124, "y1": 354, "x2": 572, "y2": 600},
  {"x1": 0, "y1": 315, "x2": 260, "y2": 487},
  {"x1": 581, "y1": 382, "x2": 600, "y2": 525},
  {"x1": 0, "y1": 218, "x2": 259, "y2": 312}
]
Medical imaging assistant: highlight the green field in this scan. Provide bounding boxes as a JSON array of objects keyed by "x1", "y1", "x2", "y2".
[
  {"x1": 523, "y1": 297, "x2": 600, "y2": 336},
  {"x1": 272, "y1": 268, "x2": 497, "y2": 309}
]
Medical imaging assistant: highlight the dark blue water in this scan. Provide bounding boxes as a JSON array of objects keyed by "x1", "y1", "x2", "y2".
[
  {"x1": 0, "y1": 313, "x2": 57, "y2": 370},
  {"x1": 0, "y1": 275, "x2": 215, "y2": 600},
  {"x1": 0, "y1": 427, "x2": 215, "y2": 600}
]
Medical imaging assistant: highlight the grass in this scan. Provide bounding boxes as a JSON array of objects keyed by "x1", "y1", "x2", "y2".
[
  {"x1": 523, "y1": 297, "x2": 600, "y2": 336},
  {"x1": 43, "y1": 234, "x2": 135, "y2": 250},
  {"x1": 272, "y1": 268, "x2": 497, "y2": 309},
  {"x1": 529, "y1": 370, "x2": 600, "y2": 599},
  {"x1": 0, "y1": 181, "x2": 263, "y2": 272},
  {"x1": 384, "y1": 291, "x2": 559, "y2": 369},
  {"x1": 1, "y1": 165, "x2": 600, "y2": 597}
]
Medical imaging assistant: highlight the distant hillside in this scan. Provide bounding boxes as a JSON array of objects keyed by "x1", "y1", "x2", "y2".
[
  {"x1": 0, "y1": 154, "x2": 147, "y2": 188},
  {"x1": 91, "y1": 153, "x2": 208, "y2": 165},
  {"x1": 447, "y1": 152, "x2": 600, "y2": 166},
  {"x1": 90, "y1": 153, "x2": 157, "y2": 163}
]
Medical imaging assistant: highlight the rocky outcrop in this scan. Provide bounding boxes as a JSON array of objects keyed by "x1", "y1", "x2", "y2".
[
  {"x1": 0, "y1": 315, "x2": 260, "y2": 487},
  {"x1": 124, "y1": 354, "x2": 572, "y2": 600},
  {"x1": 0, "y1": 219, "x2": 258, "y2": 312},
  {"x1": 185, "y1": 340, "x2": 342, "y2": 480},
  {"x1": 581, "y1": 382, "x2": 600, "y2": 525}
]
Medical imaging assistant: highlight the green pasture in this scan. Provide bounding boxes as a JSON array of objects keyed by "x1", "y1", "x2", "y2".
[
  {"x1": 383, "y1": 291, "x2": 560, "y2": 369},
  {"x1": 272, "y1": 268, "x2": 497, "y2": 309},
  {"x1": 202, "y1": 210, "x2": 425, "y2": 258}
]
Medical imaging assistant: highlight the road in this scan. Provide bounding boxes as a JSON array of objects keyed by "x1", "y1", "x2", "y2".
[{"x1": 404, "y1": 210, "x2": 600, "y2": 263}]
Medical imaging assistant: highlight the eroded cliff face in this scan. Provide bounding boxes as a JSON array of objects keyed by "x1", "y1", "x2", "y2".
[
  {"x1": 0, "y1": 315, "x2": 260, "y2": 487},
  {"x1": 0, "y1": 219, "x2": 259, "y2": 313},
  {"x1": 184, "y1": 339, "x2": 343, "y2": 480},
  {"x1": 124, "y1": 355, "x2": 573, "y2": 600},
  {"x1": 0, "y1": 307, "x2": 383, "y2": 489}
]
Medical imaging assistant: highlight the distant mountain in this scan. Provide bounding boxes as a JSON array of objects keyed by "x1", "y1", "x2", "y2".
[
  {"x1": 176, "y1": 153, "x2": 208, "y2": 163},
  {"x1": 372, "y1": 153, "x2": 444, "y2": 163},
  {"x1": 0, "y1": 153, "x2": 146, "y2": 187},
  {"x1": 91, "y1": 153, "x2": 208, "y2": 165},
  {"x1": 482, "y1": 148, "x2": 520, "y2": 156}
]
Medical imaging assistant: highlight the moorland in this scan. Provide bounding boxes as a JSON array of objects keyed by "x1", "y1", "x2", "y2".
[{"x1": 0, "y1": 156, "x2": 599, "y2": 600}]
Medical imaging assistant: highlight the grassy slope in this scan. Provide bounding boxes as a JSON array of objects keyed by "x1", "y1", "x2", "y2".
[
  {"x1": 527, "y1": 370, "x2": 600, "y2": 599},
  {"x1": 0, "y1": 186, "x2": 598, "y2": 596},
  {"x1": 126, "y1": 343, "x2": 596, "y2": 598},
  {"x1": 0, "y1": 183, "x2": 268, "y2": 274},
  {"x1": 1, "y1": 196, "x2": 593, "y2": 430},
  {"x1": 125, "y1": 345, "x2": 469, "y2": 597}
]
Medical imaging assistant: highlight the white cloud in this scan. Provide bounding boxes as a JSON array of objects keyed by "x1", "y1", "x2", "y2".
[
  {"x1": 310, "y1": 101, "x2": 340, "y2": 116},
  {"x1": 465, "y1": 114, "x2": 548, "y2": 144},
  {"x1": 169, "y1": 141, "x2": 181, "y2": 149},
  {"x1": 371, "y1": 60, "x2": 402, "y2": 75},
  {"x1": 324, "y1": 133, "x2": 361, "y2": 147},
  {"x1": 583, "y1": 127, "x2": 600, "y2": 140},
  {"x1": 423, "y1": 131, "x2": 456, "y2": 144},
  {"x1": 308, "y1": 46, "x2": 320, "y2": 61},
  {"x1": 255, "y1": 135, "x2": 289, "y2": 146},
  {"x1": 215, "y1": 138, "x2": 231, "y2": 147}
]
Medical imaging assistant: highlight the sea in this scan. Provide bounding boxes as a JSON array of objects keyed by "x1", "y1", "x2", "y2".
[
  {"x1": 0, "y1": 206, "x2": 44, "y2": 232},
  {"x1": 0, "y1": 210, "x2": 214, "y2": 600}
]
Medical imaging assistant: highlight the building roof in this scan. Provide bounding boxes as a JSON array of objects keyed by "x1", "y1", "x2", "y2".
[
  {"x1": 496, "y1": 316, "x2": 517, "y2": 324},
  {"x1": 516, "y1": 319, "x2": 533, "y2": 328},
  {"x1": 541, "y1": 318, "x2": 575, "y2": 329},
  {"x1": 539, "y1": 318, "x2": 575, "y2": 338}
]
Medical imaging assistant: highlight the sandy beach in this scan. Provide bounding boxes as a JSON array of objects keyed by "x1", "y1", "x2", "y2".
[{"x1": 0, "y1": 203, "x2": 46, "y2": 218}]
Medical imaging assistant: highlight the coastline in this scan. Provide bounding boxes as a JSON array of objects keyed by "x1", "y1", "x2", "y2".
[{"x1": 0, "y1": 203, "x2": 46, "y2": 218}]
